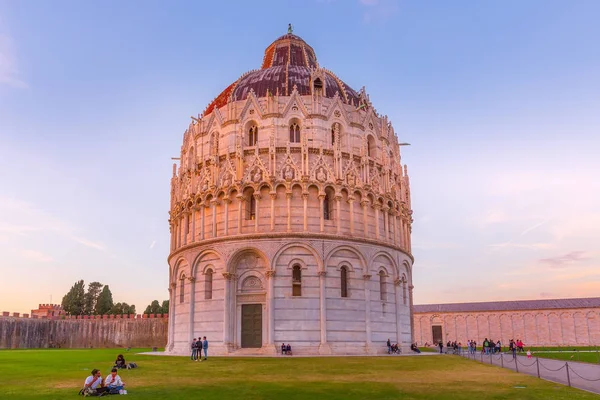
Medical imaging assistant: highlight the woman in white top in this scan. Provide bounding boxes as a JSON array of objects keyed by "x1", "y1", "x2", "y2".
[{"x1": 104, "y1": 368, "x2": 126, "y2": 392}]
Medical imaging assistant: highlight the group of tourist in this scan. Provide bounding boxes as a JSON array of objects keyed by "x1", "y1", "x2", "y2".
[
  {"x1": 281, "y1": 343, "x2": 293, "y2": 355},
  {"x1": 386, "y1": 339, "x2": 401, "y2": 354},
  {"x1": 81, "y1": 355, "x2": 132, "y2": 396},
  {"x1": 190, "y1": 337, "x2": 209, "y2": 361}
]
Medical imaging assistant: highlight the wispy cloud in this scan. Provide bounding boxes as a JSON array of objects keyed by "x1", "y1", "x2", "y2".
[
  {"x1": 20, "y1": 249, "x2": 53, "y2": 263},
  {"x1": 0, "y1": 33, "x2": 27, "y2": 89},
  {"x1": 359, "y1": 0, "x2": 399, "y2": 24},
  {"x1": 0, "y1": 196, "x2": 105, "y2": 251},
  {"x1": 149, "y1": 240, "x2": 156, "y2": 249},
  {"x1": 488, "y1": 242, "x2": 552, "y2": 249},
  {"x1": 539, "y1": 251, "x2": 588, "y2": 268}
]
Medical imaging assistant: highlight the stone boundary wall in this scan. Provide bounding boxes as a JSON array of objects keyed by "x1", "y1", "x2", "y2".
[
  {"x1": 0, "y1": 313, "x2": 168, "y2": 349},
  {"x1": 414, "y1": 308, "x2": 600, "y2": 346}
]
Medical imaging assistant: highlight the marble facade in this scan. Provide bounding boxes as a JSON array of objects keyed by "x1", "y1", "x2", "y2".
[{"x1": 166, "y1": 32, "x2": 414, "y2": 355}]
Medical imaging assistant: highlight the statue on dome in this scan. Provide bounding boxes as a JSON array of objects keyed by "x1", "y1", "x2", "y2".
[{"x1": 288, "y1": 23, "x2": 293, "y2": 34}]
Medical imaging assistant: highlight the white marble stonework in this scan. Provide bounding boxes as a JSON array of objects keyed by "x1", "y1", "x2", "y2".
[{"x1": 166, "y1": 31, "x2": 414, "y2": 355}]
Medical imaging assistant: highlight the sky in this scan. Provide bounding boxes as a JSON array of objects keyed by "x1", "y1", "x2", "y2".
[{"x1": 1, "y1": 0, "x2": 599, "y2": 314}]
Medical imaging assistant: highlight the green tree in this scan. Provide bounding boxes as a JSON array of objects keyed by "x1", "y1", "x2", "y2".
[
  {"x1": 95, "y1": 285, "x2": 114, "y2": 315},
  {"x1": 160, "y1": 300, "x2": 169, "y2": 314},
  {"x1": 144, "y1": 300, "x2": 161, "y2": 315},
  {"x1": 83, "y1": 281, "x2": 103, "y2": 315},
  {"x1": 61, "y1": 280, "x2": 86, "y2": 315},
  {"x1": 125, "y1": 304, "x2": 136, "y2": 315}
]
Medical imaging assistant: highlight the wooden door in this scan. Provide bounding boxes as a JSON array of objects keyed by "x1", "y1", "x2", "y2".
[{"x1": 241, "y1": 304, "x2": 262, "y2": 348}]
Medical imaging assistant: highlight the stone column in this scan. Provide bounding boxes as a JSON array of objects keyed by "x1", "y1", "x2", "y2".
[
  {"x1": 363, "y1": 274, "x2": 372, "y2": 352},
  {"x1": 191, "y1": 209, "x2": 196, "y2": 243},
  {"x1": 167, "y1": 285, "x2": 175, "y2": 351},
  {"x1": 394, "y1": 278, "x2": 404, "y2": 347},
  {"x1": 409, "y1": 284, "x2": 414, "y2": 345},
  {"x1": 392, "y1": 212, "x2": 398, "y2": 246},
  {"x1": 361, "y1": 200, "x2": 369, "y2": 237},
  {"x1": 382, "y1": 206, "x2": 390, "y2": 241},
  {"x1": 237, "y1": 194, "x2": 244, "y2": 235},
  {"x1": 183, "y1": 212, "x2": 189, "y2": 246},
  {"x1": 318, "y1": 270, "x2": 331, "y2": 354},
  {"x1": 374, "y1": 205, "x2": 381, "y2": 240},
  {"x1": 319, "y1": 194, "x2": 325, "y2": 232},
  {"x1": 335, "y1": 195, "x2": 342, "y2": 235},
  {"x1": 200, "y1": 204, "x2": 205, "y2": 240},
  {"x1": 270, "y1": 192, "x2": 276, "y2": 231},
  {"x1": 398, "y1": 218, "x2": 404, "y2": 250},
  {"x1": 211, "y1": 199, "x2": 218, "y2": 238},
  {"x1": 223, "y1": 198, "x2": 230, "y2": 236},
  {"x1": 348, "y1": 196, "x2": 355, "y2": 235},
  {"x1": 302, "y1": 192, "x2": 309, "y2": 232},
  {"x1": 254, "y1": 193, "x2": 261, "y2": 233},
  {"x1": 222, "y1": 272, "x2": 233, "y2": 351},
  {"x1": 169, "y1": 224, "x2": 174, "y2": 251},
  {"x1": 188, "y1": 277, "x2": 196, "y2": 344},
  {"x1": 407, "y1": 223, "x2": 412, "y2": 253},
  {"x1": 286, "y1": 191, "x2": 292, "y2": 232},
  {"x1": 266, "y1": 270, "x2": 276, "y2": 346}
]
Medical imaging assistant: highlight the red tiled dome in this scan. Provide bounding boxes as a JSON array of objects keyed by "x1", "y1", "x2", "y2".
[{"x1": 203, "y1": 33, "x2": 360, "y2": 116}]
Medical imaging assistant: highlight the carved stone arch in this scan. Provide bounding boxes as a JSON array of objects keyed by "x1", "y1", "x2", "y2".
[
  {"x1": 272, "y1": 242, "x2": 323, "y2": 272},
  {"x1": 287, "y1": 258, "x2": 309, "y2": 271},
  {"x1": 324, "y1": 245, "x2": 367, "y2": 274},
  {"x1": 237, "y1": 270, "x2": 266, "y2": 293},
  {"x1": 257, "y1": 181, "x2": 273, "y2": 193},
  {"x1": 401, "y1": 260, "x2": 412, "y2": 282},
  {"x1": 201, "y1": 264, "x2": 216, "y2": 275},
  {"x1": 239, "y1": 91, "x2": 264, "y2": 121},
  {"x1": 369, "y1": 251, "x2": 399, "y2": 278},
  {"x1": 325, "y1": 95, "x2": 351, "y2": 125},
  {"x1": 191, "y1": 249, "x2": 223, "y2": 276},
  {"x1": 335, "y1": 260, "x2": 357, "y2": 273},
  {"x1": 171, "y1": 257, "x2": 190, "y2": 283},
  {"x1": 227, "y1": 247, "x2": 270, "y2": 274},
  {"x1": 281, "y1": 88, "x2": 310, "y2": 118}
]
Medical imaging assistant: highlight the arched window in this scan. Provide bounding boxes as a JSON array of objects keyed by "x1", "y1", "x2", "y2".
[
  {"x1": 313, "y1": 78, "x2": 323, "y2": 92},
  {"x1": 205, "y1": 269, "x2": 213, "y2": 300},
  {"x1": 289, "y1": 123, "x2": 301, "y2": 143},
  {"x1": 367, "y1": 135, "x2": 376, "y2": 158},
  {"x1": 179, "y1": 276, "x2": 185, "y2": 303},
  {"x1": 340, "y1": 266, "x2": 348, "y2": 298},
  {"x1": 331, "y1": 125, "x2": 336, "y2": 146},
  {"x1": 211, "y1": 132, "x2": 219, "y2": 155},
  {"x1": 248, "y1": 125, "x2": 258, "y2": 146},
  {"x1": 379, "y1": 271, "x2": 386, "y2": 301},
  {"x1": 246, "y1": 195, "x2": 256, "y2": 220},
  {"x1": 188, "y1": 147, "x2": 195, "y2": 170},
  {"x1": 292, "y1": 265, "x2": 302, "y2": 297},
  {"x1": 323, "y1": 193, "x2": 331, "y2": 220}
]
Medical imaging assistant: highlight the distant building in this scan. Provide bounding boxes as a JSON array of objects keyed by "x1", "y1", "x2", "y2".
[
  {"x1": 414, "y1": 297, "x2": 600, "y2": 346},
  {"x1": 166, "y1": 29, "x2": 414, "y2": 355},
  {"x1": 30, "y1": 304, "x2": 65, "y2": 318}
]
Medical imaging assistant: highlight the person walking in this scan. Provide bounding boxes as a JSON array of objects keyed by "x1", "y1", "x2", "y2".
[
  {"x1": 191, "y1": 338, "x2": 197, "y2": 361},
  {"x1": 387, "y1": 338, "x2": 391, "y2": 354},
  {"x1": 438, "y1": 341, "x2": 443, "y2": 354},
  {"x1": 202, "y1": 336, "x2": 209, "y2": 360}
]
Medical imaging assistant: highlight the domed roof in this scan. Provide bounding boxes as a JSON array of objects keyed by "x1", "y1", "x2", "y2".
[{"x1": 203, "y1": 33, "x2": 361, "y2": 116}]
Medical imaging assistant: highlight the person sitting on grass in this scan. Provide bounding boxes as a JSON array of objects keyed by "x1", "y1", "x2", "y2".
[
  {"x1": 410, "y1": 343, "x2": 421, "y2": 353},
  {"x1": 114, "y1": 354, "x2": 126, "y2": 369},
  {"x1": 82, "y1": 369, "x2": 107, "y2": 396},
  {"x1": 286, "y1": 344, "x2": 292, "y2": 355},
  {"x1": 104, "y1": 368, "x2": 126, "y2": 394}
]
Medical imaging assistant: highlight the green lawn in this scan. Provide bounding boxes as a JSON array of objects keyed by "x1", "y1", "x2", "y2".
[{"x1": 0, "y1": 348, "x2": 597, "y2": 399}]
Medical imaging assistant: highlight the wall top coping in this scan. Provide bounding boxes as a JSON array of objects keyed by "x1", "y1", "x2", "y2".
[
  {"x1": 0, "y1": 313, "x2": 169, "y2": 320},
  {"x1": 414, "y1": 297, "x2": 600, "y2": 314}
]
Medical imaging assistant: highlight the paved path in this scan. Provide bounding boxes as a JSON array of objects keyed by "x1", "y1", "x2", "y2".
[{"x1": 462, "y1": 352, "x2": 600, "y2": 394}]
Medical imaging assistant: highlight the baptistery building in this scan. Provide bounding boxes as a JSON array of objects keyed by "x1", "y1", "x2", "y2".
[{"x1": 166, "y1": 30, "x2": 414, "y2": 355}]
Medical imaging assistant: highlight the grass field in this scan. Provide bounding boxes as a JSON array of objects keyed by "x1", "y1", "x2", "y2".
[{"x1": 0, "y1": 348, "x2": 597, "y2": 399}]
